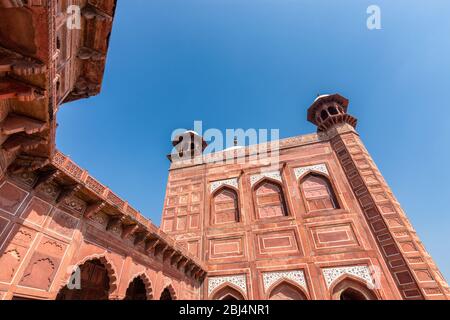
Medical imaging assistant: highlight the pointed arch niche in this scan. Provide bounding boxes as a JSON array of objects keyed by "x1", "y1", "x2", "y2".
[
  {"x1": 212, "y1": 284, "x2": 246, "y2": 300},
  {"x1": 268, "y1": 280, "x2": 308, "y2": 300},
  {"x1": 295, "y1": 164, "x2": 339, "y2": 212},
  {"x1": 252, "y1": 178, "x2": 288, "y2": 219},
  {"x1": 331, "y1": 276, "x2": 378, "y2": 300},
  {"x1": 322, "y1": 265, "x2": 379, "y2": 300},
  {"x1": 210, "y1": 186, "x2": 240, "y2": 225}
]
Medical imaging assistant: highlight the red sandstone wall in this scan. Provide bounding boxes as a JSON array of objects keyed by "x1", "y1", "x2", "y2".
[
  {"x1": 0, "y1": 175, "x2": 199, "y2": 300},
  {"x1": 161, "y1": 130, "x2": 449, "y2": 300}
]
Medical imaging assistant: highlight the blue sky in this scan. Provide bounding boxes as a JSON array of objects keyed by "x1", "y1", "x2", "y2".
[{"x1": 57, "y1": 0, "x2": 450, "y2": 279}]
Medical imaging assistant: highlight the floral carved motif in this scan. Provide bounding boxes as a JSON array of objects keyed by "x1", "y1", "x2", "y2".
[
  {"x1": 208, "y1": 274, "x2": 247, "y2": 295},
  {"x1": 250, "y1": 171, "x2": 282, "y2": 187},
  {"x1": 262, "y1": 270, "x2": 307, "y2": 292},
  {"x1": 294, "y1": 163, "x2": 329, "y2": 180},
  {"x1": 62, "y1": 196, "x2": 86, "y2": 215},
  {"x1": 322, "y1": 265, "x2": 373, "y2": 288},
  {"x1": 210, "y1": 178, "x2": 238, "y2": 193}
]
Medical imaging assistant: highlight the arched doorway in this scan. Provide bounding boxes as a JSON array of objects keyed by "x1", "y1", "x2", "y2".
[
  {"x1": 56, "y1": 259, "x2": 110, "y2": 300},
  {"x1": 159, "y1": 285, "x2": 176, "y2": 300},
  {"x1": 124, "y1": 277, "x2": 147, "y2": 300},
  {"x1": 211, "y1": 285, "x2": 245, "y2": 300},
  {"x1": 331, "y1": 277, "x2": 378, "y2": 300},
  {"x1": 268, "y1": 281, "x2": 307, "y2": 300},
  {"x1": 340, "y1": 287, "x2": 368, "y2": 300}
]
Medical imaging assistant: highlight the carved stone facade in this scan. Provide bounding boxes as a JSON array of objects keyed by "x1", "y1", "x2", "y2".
[{"x1": 162, "y1": 94, "x2": 450, "y2": 300}]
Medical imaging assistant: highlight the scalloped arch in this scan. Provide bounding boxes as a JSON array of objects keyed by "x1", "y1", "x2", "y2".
[
  {"x1": 128, "y1": 272, "x2": 153, "y2": 300},
  {"x1": 74, "y1": 254, "x2": 119, "y2": 297},
  {"x1": 160, "y1": 283, "x2": 177, "y2": 300}
]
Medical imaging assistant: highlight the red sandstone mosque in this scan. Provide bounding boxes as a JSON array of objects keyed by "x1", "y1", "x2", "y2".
[{"x1": 0, "y1": 0, "x2": 449, "y2": 301}]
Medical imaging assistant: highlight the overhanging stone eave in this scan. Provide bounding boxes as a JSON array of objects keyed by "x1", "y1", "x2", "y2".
[{"x1": 45, "y1": 150, "x2": 207, "y2": 277}]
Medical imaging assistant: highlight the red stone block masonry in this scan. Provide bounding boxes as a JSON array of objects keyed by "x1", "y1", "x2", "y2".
[{"x1": 0, "y1": 1, "x2": 448, "y2": 300}]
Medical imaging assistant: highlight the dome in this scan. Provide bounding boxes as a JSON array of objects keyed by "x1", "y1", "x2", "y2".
[{"x1": 223, "y1": 145, "x2": 244, "y2": 152}]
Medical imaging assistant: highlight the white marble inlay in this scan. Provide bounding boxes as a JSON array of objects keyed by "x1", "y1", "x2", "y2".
[
  {"x1": 250, "y1": 171, "x2": 282, "y2": 187},
  {"x1": 210, "y1": 178, "x2": 238, "y2": 193},
  {"x1": 262, "y1": 270, "x2": 307, "y2": 292},
  {"x1": 208, "y1": 274, "x2": 247, "y2": 295},
  {"x1": 322, "y1": 265, "x2": 373, "y2": 288},
  {"x1": 294, "y1": 163, "x2": 329, "y2": 180}
]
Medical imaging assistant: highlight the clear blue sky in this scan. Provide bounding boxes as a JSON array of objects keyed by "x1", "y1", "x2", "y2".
[{"x1": 57, "y1": 0, "x2": 450, "y2": 280}]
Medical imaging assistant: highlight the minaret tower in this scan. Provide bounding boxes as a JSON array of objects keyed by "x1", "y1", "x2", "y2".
[
  {"x1": 307, "y1": 94, "x2": 357, "y2": 132},
  {"x1": 167, "y1": 130, "x2": 208, "y2": 162},
  {"x1": 311, "y1": 94, "x2": 449, "y2": 300}
]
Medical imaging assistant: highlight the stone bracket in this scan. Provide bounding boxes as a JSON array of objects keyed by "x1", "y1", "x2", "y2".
[
  {"x1": 8, "y1": 154, "x2": 50, "y2": 174},
  {"x1": 0, "y1": 77, "x2": 45, "y2": 102},
  {"x1": 106, "y1": 215, "x2": 125, "y2": 231},
  {"x1": 81, "y1": 4, "x2": 112, "y2": 21},
  {"x1": 0, "y1": 47, "x2": 46, "y2": 75},
  {"x1": 1, "y1": 113, "x2": 47, "y2": 136},
  {"x1": 84, "y1": 201, "x2": 106, "y2": 219},
  {"x1": 133, "y1": 231, "x2": 148, "y2": 245},
  {"x1": 144, "y1": 238, "x2": 159, "y2": 253},
  {"x1": 2, "y1": 134, "x2": 46, "y2": 153},
  {"x1": 33, "y1": 169, "x2": 60, "y2": 189},
  {"x1": 77, "y1": 47, "x2": 106, "y2": 61},
  {"x1": 121, "y1": 223, "x2": 139, "y2": 239},
  {"x1": 56, "y1": 184, "x2": 82, "y2": 204}
]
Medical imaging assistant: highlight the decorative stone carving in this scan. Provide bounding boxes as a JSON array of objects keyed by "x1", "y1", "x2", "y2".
[
  {"x1": 91, "y1": 211, "x2": 109, "y2": 226},
  {"x1": 36, "y1": 181, "x2": 59, "y2": 200},
  {"x1": 0, "y1": 47, "x2": 46, "y2": 76},
  {"x1": 322, "y1": 265, "x2": 373, "y2": 288},
  {"x1": 262, "y1": 270, "x2": 307, "y2": 292},
  {"x1": 294, "y1": 163, "x2": 329, "y2": 180},
  {"x1": 12, "y1": 171, "x2": 37, "y2": 187},
  {"x1": 210, "y1": 178, "x2": 238, "y2": 193},
  {"x1": 8, "y1": 155, "x2": 50, "y2": 174},
  {"x1": 1, "y1": 113, "x2": 47, "y2": 136},
  {"x1": 62, "y1": 196, "x2": 86, "y2": 215},
  {"x1": 70, "y1": 77, "x2": 101, "y2": 98},
  {"x1": 208, "y1": 274, "x2": 247, "y2": 295},
  {"x1": 0, "y1": 78, "x2": 44, "y2": 102},
  {"x1": 2, "y1": 134, "x2": 46, "y2": 154},
  {"x1": 250, "y1": 171, "x2": 282, "y2": 187},
  {"x1": 81, "y1": 4, "x2": 113, "y2": 21},
  {"x1": 77, "y1": 47, "x2": 105, "y2": 61}
]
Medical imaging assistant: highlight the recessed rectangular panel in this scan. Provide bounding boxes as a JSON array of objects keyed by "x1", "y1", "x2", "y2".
[
  {"x1": 256, "y1": 229, "x2": 301, "y2": 256},
  {"x1": 310, "y1": 223, "x2": 359, "y2": 249},
  {"x1": 209, "y1": 236, "x2": 244, "y2": 260},
  {"x1": 163, "y1": 218, "x2": 174, "y2": 232}
]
